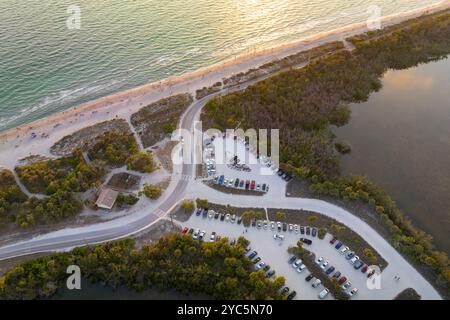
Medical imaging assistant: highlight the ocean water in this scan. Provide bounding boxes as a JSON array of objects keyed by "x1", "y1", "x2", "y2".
[{"x1": 0, "y1": 0, "x2": 442, "y2": 131}]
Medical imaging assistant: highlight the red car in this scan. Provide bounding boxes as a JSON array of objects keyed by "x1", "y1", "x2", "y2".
[
  {"x1": 250, "y1": 180, "x2": 256, "y2": 190},
  {"x1": 245, "y1": 180, "x2": 250, "y2": 190},
  {"x1": 367, "y1": 270, "x2": 376, "y2": 278},
  {"x1": 361, "y1": 265, "x2": 368, "y2": 273},
  {"x1": 338, "y1": 277, "x2": 347, "y2": 285},
  {"x1": 329, "y1": 237, "x2": 337, "y2": 245},
  {"x1": 181, "y1": 227, "x2": 189, "y2": 234}
]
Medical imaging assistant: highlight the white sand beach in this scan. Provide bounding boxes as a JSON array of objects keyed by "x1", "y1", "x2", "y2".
[{"x1": 1, "y1": 0, "x2": 449, "y2": 169}]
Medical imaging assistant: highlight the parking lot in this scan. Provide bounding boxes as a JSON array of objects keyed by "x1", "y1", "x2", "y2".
[{"x1": 203, "y1": 134, "x2": 288, "y2": 198}]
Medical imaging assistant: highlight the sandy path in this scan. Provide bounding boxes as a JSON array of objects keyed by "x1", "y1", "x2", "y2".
[{"x1": 0, "y1": 0, "x2": 449, "y2": 170}]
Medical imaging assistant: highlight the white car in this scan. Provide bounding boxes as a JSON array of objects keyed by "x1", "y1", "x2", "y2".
[
  {"x1": 342, "y1": 281, "x2": 352, "y2": 291},
  {"x1": 288, "y1": 224, "x2": 293, "y2": 232},
  {"x1": 296, "y1": 264, "x2": 306, "y2": 273},
  {"x1": 256, "y1": 262, "x2": 266, "y2": 270},
  {"x1": 320, "y1": 260, "x2": 329, "y2": 270},
  {"x1": 294, "y1": 225, "x2": 299, "y2": 233},
  {"x1": 349, "y1": 288, "x2": 358, "y2": 296},
  {"x1": 312, "y1": 279, "x2": 322, "y2": 288},
  {"x1": 192, "y1": 229, "x2": 200, "y2": 240},
  {"x1": 270, "y1": 222, "x2": 275, "y2": 230},
  {"x1": 292, "y1": 259, "x2": 303, "y2": 268},
  {"x1": 349, "y1": 256, "x2": 360, "y2": 264},
  {"x1": 263, "y1": 221, "x2": 268, "y2": 229},
  {"x1": 316, "y1": 257, "x2": 324, "y2": 265},
  {"x1": 199, "y1": 231, "x2": 206, "y2": 241},
  {"x1": 208, "y1": 211, "x2": 214, "y2": 219},
  {"x1": 318, "y1": 288, "x2": 330, "y2": 299},
  {"x1": 273, "y1": 233, "x2": 284, "y2": 241},
  {"x1": 225, "y1": 214, "x2": 231, "y2": 222},
  {"x1": 340, "y1": 246, "x2": 349, "y2": 255},
  {"x1": 210, "y1": 232, "x2": 216, "y2": 242}
]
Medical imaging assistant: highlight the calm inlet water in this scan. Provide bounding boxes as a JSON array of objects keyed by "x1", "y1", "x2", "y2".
[
  {"x1": 0, "y1": 0, "x2": 441, "y2": 131},
  {"x1": 334, "y1": 58, "x2": 450, "y2": 253}
]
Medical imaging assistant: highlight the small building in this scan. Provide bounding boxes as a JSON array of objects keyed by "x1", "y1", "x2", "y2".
[{"x1": 95, "y1": 187, "x2": 119, "y2": 210}]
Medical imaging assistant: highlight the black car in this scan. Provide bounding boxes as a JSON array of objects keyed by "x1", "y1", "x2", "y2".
[
  {"x1": 280, "y1": 287, "x2": 290, "y2": 295},
  {"x1": 251, "y1": 220, "x2": 256, "y2": 227},
  {"x1": 312, "y1": 228, "x2": 317, "y2": 237},
  {"x1": 263, "y1": 265, "x2": 271, "y2": 272},
  {"x1": 188, "y1": 228, "x2": 194, "y2": 235},
  {"x1": 287, "y1": 291, "x2": 297, "y2": 300},
  {"x1": 196, "y1": 209, "x2": 202, "y2": 216},
  {"x1": 300, "y1": 238, "x2": 312, "y2": 245},
  {"x1": 332, "y1": 271, "x2": 341, "y2": 279},
  {"x1": 277, "y1": 170, "x2": 284, "y2": 177},
  {"x1": 234, "y1": 179, "x2": 240, "y2": 188},
  {"x1": 354, "y1": 260, "x2": 364, "y2": 270},
  {"x1": 305, "y1": 274, "x2": 314, "y2": 282},
  {"x1": 262, "y1": 183, "x2": 266, "y2": 192},
  {"x1": 306, "y1": 227, "x2": 311, "y2": 235},
  {"x1": 300, "y1": 226, "x2": 305, "y2": 234},
  {"x1": 214, "y1": 212, "x2": 220, "y2": 219},
  {"x1": 202, "y1": 209, "x2": 208, "y2": 218},
  {"x1": 237, "y1": 216, "x2": 242, "y2": 225},
  {"x1": 346, "y1": 252, "x2": 355, "y2": 260},
  {"x1": 253, "y1": 257, "x2": 261, "y2": 264},
  {"x1": 325, "y1": 266, "x2": 335, "y2": 275},
  {"x1": 266, "y1": 270, "x2": 275, "y2": 278},
  {"x1": 220, "y1": 213, "x2": 225, "y2": 221},
  {"x1": 286, "y1": 175, "x2": 293, "y2": 182},
  {"x1": 282, "y1": 223, "x2": 287, "y2": 232},
  {"x1": 335, "y1": 242, "x2": 343, "y2": 250},
  {"x1": 288, "y1": 256, "x2": 297, "y2": 264}
]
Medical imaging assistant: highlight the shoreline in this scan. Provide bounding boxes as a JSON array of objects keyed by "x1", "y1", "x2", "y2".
[{"x1": 1, "y1": 1, "x2": 449, "y2": 153}]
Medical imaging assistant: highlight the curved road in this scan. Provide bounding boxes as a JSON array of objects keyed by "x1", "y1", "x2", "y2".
[{"x1": 0, "y1": 74, "x2": 442, "y2": 300}]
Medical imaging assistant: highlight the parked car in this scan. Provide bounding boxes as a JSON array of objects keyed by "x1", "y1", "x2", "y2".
[
  {"x1": 300, "y1": 238, "x2": 312, "y2": 245},
  {"x1": 332, "y1": 271, "x2": 341, "y2": 279},
  {"x1": 188, "y1": 228, "x2": 194, "y2": 235},
  {"x1": 208, "y1": 211, "x2": 214, "y2": 219},
  {"x1": 316, "y1": 257, "x2": 324, "y2": 265},
  {"x1": 292, "y1": 259, "x2": 303, "y2": 268},
  {"x1": 220, "y1": 213, "x2": 225, "y2": 221},
  {"x1": 266, "y1": 270, "x2": 276, "y2": 278},
  {"x1": 225, "y1": 214, "x2": 231, "y2": 222},
  {"x1": 353, "y1": 260, "x2": 364, "y2": 270},
  {"x1": 214, "y1": 211, "x2": 220, "y2": 219},
  {"x1": 300, "y1": 226, "x2": 305, "y2": 234},
  {"x1": 367, "y1": 269, "x2": 376, "y2": 278},
  {"x1": 296, "y1": 264, "x2": 306, "y2": 273},
  {"x1": 250, "y1": 180, "x2": 256, "y2": 190},
  {"x1": 270, "y1": 221, "x2": 275, "y2": 230},
  {"x1": 239, "y1": 180, "x2": 245, "y2": 188},
  {"x1": 277, "y1": 222, "x2": 282, "y2": 231},
  {"x1": 288, "y1": 256, "x2": 297, "y2": 264},
  {"x1": 202, "y1": 209, "x2": 208, "y2": 218},
  {"x1": 287, "y1": 291, "x2": 296, "y2": 300},
  {"x1": 346, "y1": 251, "x2": 355, "y2": 260},
  {"x1": 318, "y1": 288, "x2": 330, "y2": 299},
  {"x1": 294, "y1": 225, "x2": 299, "y2": 233},
  {"x1": 263, "y1": 265, "x2": 271, "y2": 272},
  {"x1": 361, "y1": 265, "x2": 368, "y2": 273},
  {"x1": 257, "y1": 221, "x2": 262, "y2": 229},
  {"x1": 312, "y1": 279, "x2": 322, "y2": 288},
  {"x1": 192, "y1": 229, "x2": 200, "y2": 240},
  {"x1": 245, "y1": 180, "x2": 250, "y2": 190},
  {"x1": 306, "y1": 227, "x2": 311, "y2": 235},
  {"x1": 231, "y1": 214, "x2": 236, "y2": 223},
  {"x1": 342, "y1": 281, "x2": 352, "y2": 291},
  {"x1": 305, "y1": 274, "x2": 314, "y2": 282},
  {"x1": 263, "y1": 221, "x2": 268, "y2": 229},
  {"x1": 248, "y1": 251, "x2": 258, "y2": 259},
  {"x1": 262, "y1": 183, "x2": 267, "y2": 192},
  {"x1": 325, "y1": 266, "x2": 335, "y2": 275},
  {"x1": 348, "y1": 288, "x2": 358, "y2": 297},
  {"x1": 256, "y1": 262, "x2": 266, "y2": 270},
  {"x1": 251, "y1": 220, "x2": 256, "y2": 227},
  {"x1": 349, "y1": 256, "x2": 360, "y2": 264},
  {"x1": 340, "y1": 246, "x2": 349, "y2": 254},
  {"x1": 198, "y1": 231, "x2": 206, "y2": 241},
  {"x1": 288, "y1": 224, "x2": 293, "y2": 232},
  {"x1": 312, "y1": 228, "x2": 317, "y2": 237},
  {"x1": 320, "y1": 261, "x2": 329, "y2": 270},
  {"x1": 196, "y1": 208, "x2": 202, "y2": 216},
  {"x1": 237, "y1": 216, "x2": 242, "y2": 224},
  {"x1": 256, "y1": 184, "x2": 261, "y2": 191},
  {"x1": 282, "y1": 223, "x2": 287, "y2": 232},
  {"x1": 234, "y1": 179, "x2": 240, "y2": 188},
  {"x1": 280, "y1": 287, "x2": 290, "y2": 295},
  {"x1": 210, "y1": 232, "x2": 216, "y2": 242},
  {"x1": 338, "y1": 277, "x2": 347, "y2": 285},
  {"x1": 335, "y1": 242, "x2": 343, "y2": 250},
  {"x1": 330, "y1": 237, "x2": 337, "y2": 244},
  {"x1": 253, "y1": 257, "x2": 261, "y2": 264},
  {"x1": 181, "y1": 227, "x2": 189, "y2": 234}
]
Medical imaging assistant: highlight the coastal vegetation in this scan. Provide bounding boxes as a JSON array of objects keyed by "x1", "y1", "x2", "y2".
[
  {"x1": 131, "y1": 93, "x2": 193, "y2": 148},
  {"x1": 87, "y1": 131, "x2": 139, "y2": 167},
  {"x1": 0, "y1": 234, "x2": 285, "y2": 300},
  {"x1": 141, "y1": 183, "x2": 162, "y2": 200},
  {"x1": 202, "y1": 11, "x2": 450, "y2": 294},
  {"x1": 126, "y1": 151, "x2": 156, "y2": 173}
]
